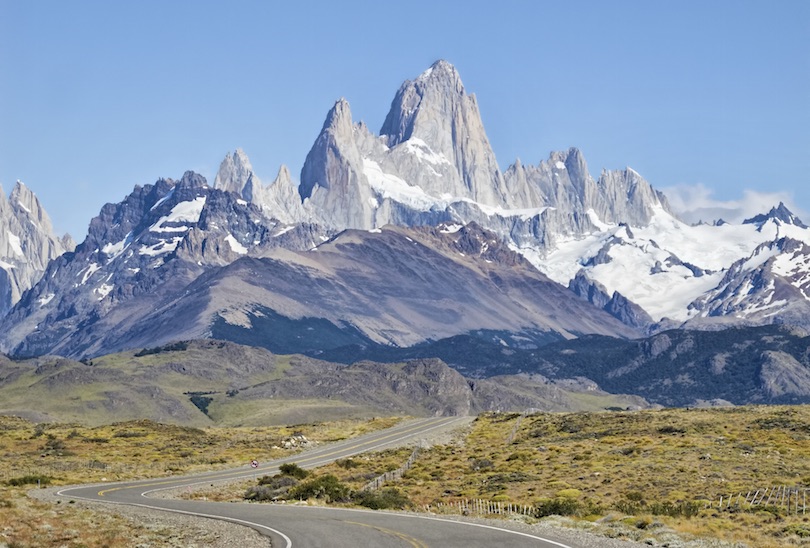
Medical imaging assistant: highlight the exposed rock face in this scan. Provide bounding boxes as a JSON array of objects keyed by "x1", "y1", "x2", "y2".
[
  {"x1": 0, "y1": 182, "x2": 74, "y2": 316},
  {"x1": 0, "y1": 198, "x2": 638, "y2": 358},
  {"x1": 292, "y1": 60, "x2": 673, "y2": 254},
  {"x1": 213, "y1": 149, "x2": 255, "y2": 196},
  {"x1": 379, "y1": 60, "x2": 509, "y2": 206},
  {"x1": 215, "y1": 150, "x2": 308, "y2": 225},
  {"x1": 299, "y1": 99, "x2": 375, "y2": 229},
  {"x1": 744, "y1": 202, "x2": 808, "y2": 229}
]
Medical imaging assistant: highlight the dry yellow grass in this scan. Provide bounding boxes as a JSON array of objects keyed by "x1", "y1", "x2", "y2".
[{"x1": 0, "y1": 414, "x2": 401, "y2": 547}]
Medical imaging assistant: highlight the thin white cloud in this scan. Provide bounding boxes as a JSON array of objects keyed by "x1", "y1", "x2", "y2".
[{"x1": 661, "y1": 183, "x2": 806, "y2": 225}]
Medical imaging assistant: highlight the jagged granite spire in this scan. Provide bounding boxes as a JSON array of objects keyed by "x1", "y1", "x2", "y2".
[
  {"x1": 0, "y1": 181, "x2": 75, "y2": 316},
  {"x1": 299, "y1": 98, "x2": 375, "y2": 229},
  {"x1": 379, "y1": 60, "x2": 509, "y2": 206},
  {"x1": 248, "y1": 164, "x2": 307, "y2": 224},
  {"x1": 214, "y1": 148, "x2": 256, "y2": 198}
]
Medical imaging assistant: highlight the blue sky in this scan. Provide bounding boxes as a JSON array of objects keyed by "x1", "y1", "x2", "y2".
[{"x1": 1, "y1": 0, "x2": 808, "y2": 239}]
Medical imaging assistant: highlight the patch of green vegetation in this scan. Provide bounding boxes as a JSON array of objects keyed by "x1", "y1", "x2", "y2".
[
  {"x1": 288, "y1": 474, "x2": 350, "y2": 502},
  {"x1": 6, "y1": 474, "x2": 52, "y2": 487},
  {"x1": 354, "y1": 488, "x2": 411, "y2": 510},
  {"x1": 134, "y1": 341, "x2": 190, "y2": 357},
  {"x1": 279, "y1": 463, "x2": 309, "y2": 479}
]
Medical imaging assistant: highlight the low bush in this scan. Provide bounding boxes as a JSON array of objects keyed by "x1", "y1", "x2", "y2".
[
  {"x1": 279, "y1": 462, "x2": 309, "y2": 479},
  {"x1": 535, "y1": 497, "x2": 582, "y2": 517},
  {"x1": 288, "y1": 475, "x2": 350, "y2": 502},
  {"x1": 354, "y1": 488, "x2": 411, "y2": 510},
  {"x1": 7, "y1": 474, "x2": 52, "y2": 487}
]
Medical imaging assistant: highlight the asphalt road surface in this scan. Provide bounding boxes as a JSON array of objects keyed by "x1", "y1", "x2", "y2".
[{"x1": 58, "y1": 416, "x2": 576, "y2": 547}]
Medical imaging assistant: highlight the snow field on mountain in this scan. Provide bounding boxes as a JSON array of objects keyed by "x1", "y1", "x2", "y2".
[
  {"x1": 150, "y1": 196, "x2": 207, "y2": 233},
  {"x1": 363, "y1": 159, "x2": 444, "y2": 211},
  {"x1": 537, "y1": 205, "x2": 810, "y2": 322}
]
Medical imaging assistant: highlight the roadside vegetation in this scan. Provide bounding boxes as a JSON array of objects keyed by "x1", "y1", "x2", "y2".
[
  {"x1": 7, "y1": 406, "x2": 810, "y2": 546},
  {"x1": 0, "y1": 415, "x2": 400, "y2": 547},
  {"x1": 236, "y1": 405, "x2": 810, "y2": 547}
]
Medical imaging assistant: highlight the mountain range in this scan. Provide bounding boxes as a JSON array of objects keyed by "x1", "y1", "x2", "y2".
[{"x1": 1, "y1": 60, "x2": 809, "y2": 414}]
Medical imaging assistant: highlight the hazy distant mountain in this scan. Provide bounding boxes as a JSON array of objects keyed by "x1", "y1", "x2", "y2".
[{"x1": 0, "y1": 181, "x2": 74, "y2": 317}]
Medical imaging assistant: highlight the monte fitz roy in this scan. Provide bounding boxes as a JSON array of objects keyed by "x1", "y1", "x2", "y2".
[{"x1": 2, "y1": 60, "x2": 810, "y2": 409}]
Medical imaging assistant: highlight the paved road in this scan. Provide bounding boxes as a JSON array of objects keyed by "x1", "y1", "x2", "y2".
[{"x1": 58, "y1": 417, "x2": 575, "y2": 547}]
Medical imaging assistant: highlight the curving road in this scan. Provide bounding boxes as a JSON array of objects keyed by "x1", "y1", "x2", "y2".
[{"x1": 58, "y1": 417, "x2": 574, "y2": 547}]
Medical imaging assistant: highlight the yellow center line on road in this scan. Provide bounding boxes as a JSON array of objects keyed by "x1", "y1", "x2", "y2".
[
  {"x1": 344, "y1": 520, "x2": 429, "y2": 548},
  {"x1": 96, "y1": 416, "x2": 463, "y2": 497}
]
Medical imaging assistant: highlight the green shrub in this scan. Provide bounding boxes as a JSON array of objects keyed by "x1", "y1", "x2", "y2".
[
  {"x1": 247, "y1": 475, "x2": 299, "y2": 501},
  {"x1": 7, "y1": 474, "x2": 52, "y2": 487},
  {"x1": 354, "y1": 488, "x2": 411, "y2": 510},
  {"x1": 783, "y1": 524, "x2": 810, "y2": 538},
  {"x1": 535, "y1": 497, "x2": 581, "y2": 517},
  {"x1": 288, "y1": 475, "x2": 350, "y2": 502},
  {"x1": 279, "y1": 462, "x2": 309, "y2": 479}
]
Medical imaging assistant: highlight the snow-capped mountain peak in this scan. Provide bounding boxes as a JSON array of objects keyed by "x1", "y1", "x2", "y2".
[{"x1": 744, "y1": 202, "x2": 807, "y2": 230}]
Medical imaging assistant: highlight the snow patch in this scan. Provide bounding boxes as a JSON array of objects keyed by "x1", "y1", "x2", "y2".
[
  {"x1": 17, "y1": 201, "x2": 31, "y2": 213},
  {"x1": 101, "y1": 232, "x2": 133, "y2": 260},
  {"x1": 38, "y1": 293, "x2": 55, "y2": 306},
  {"x1": 531, "y1": 204, "x2": 798, "y2": 322},
  {"x1": 402, "y1": 138, "x2": 452, "y2": 166},
  {"x1": 225, "y1": 234, "x2": 247, "y2": 254},
  {"x1": 363, "y1": 159, "x2": 440, "y2": 211},
  {"x1": 79, "y1": 263, "x2": 101, "y2": 285},
  {"x1": 150, "y1": 186, "x2": 176, "y2": 211},
  {"x1": 273, "y1": 226, "x2": 295, "y2": 237},
  {"x1": 555, "y1": 161, "x2": 566, "y2": 170},
  {"x1": 6, "y1": 231, "x2": 23, "y2": 256},
  {"x1": 139, "y1": 237, "x2": 182, "y2": 257},
  {"x1": 150, "y1": 196, "x2": 206, "y2": 233},
  {"x1": 95, "y1": 283, "x2": 114, "y2": 300},
  {"x1": 440, "y1": 224, "x2": 463, "y2": 234}
]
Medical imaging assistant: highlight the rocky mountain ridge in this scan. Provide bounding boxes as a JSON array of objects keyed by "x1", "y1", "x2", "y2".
[
  {"x1": 211, "y1": 59, "x2": 808, "y2": 332},
  {"x1": 1, "y1": 59, "x2": 809, "y2": 363},
  {"x1": 0, "y1": 340, "x2": 647, "y2": 426}
]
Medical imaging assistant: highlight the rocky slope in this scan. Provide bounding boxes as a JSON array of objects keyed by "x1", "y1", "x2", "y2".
[
  {"x1": 0, "y1": 340, "x2": 646, "y2": 426},
  {"x1": 0, "y1": 172, "x2": 333, "y2": 358}
]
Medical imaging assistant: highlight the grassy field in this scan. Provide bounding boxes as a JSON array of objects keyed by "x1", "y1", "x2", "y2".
[
  {"x1": 0, "y1": 414, "x2": 400, "y2": 547},
  {"x1": 219, "y1": 405, "x2": 810, "y2": 547},
  {"x1": 6, "y1": 406, "x2": 810, "y2": 547}
]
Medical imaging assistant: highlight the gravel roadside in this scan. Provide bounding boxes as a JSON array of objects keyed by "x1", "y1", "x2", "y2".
[{"x1": 30, "y1": 486, "x2": 271, "y2": 548}]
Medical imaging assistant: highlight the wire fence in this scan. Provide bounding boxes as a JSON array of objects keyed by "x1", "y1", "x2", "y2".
[
  {"x1": 361, "y1": 445, "x2": 422, "y2": 492},
  {"x1": 711, "y1": 486, "x2": 809, "y2": 515},
  {"x1": 422, "y1": 499, "x2": 534, "y2": 517}
]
